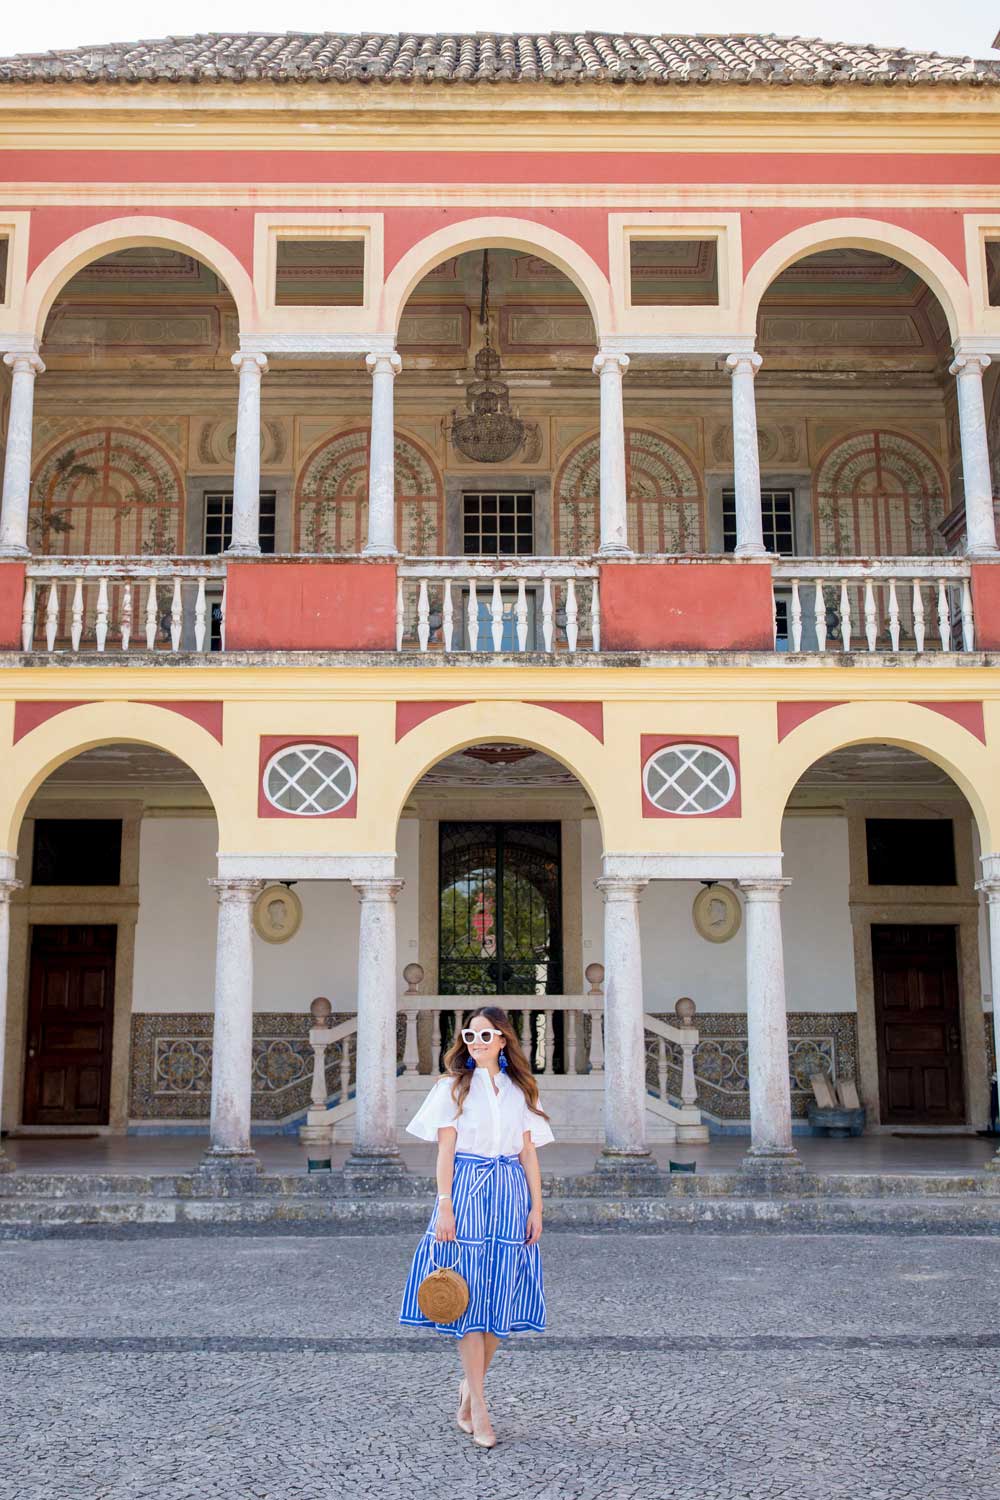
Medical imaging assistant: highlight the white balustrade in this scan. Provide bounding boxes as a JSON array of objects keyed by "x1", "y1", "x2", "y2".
[
  {"x1": 21, "y1": 559, "x2": 227, "y2": 654},
  {"x1": 771, "y1": 559, "x2": 975, "y2": 654},
  {"x1": 396, "y1": 558, "x2": 600, "y2": 654}
]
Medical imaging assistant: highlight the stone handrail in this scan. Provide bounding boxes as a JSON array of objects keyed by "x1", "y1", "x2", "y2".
[
  {"x1": 395, "y1": 556, "x2": 600, "y2": 653},
  {"x1": 769, "y1": 556, "x2": 974, "y2": 653},
  {"x1": 22, "y1": 557, "x2": 227, "y2": 653}
]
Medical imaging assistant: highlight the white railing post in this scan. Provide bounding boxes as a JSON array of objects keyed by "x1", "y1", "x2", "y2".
[
  {"x1": 675, "y1": 997, "x2": 699, "y2": 1110},
  {"x1": 20, "y1": 577, "x2": 34, "y2": 652},
  {"x1": 585, "y1": 962, "x2": 605, "y2": 1075},
  {"x1": 310, "y1": 1037, "x2": 329, "y2": 1109}
]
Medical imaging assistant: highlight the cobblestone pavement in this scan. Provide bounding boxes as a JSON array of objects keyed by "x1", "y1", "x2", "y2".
[{"x1": 1, "y1": 1231, "x2": 998, "y2": 1500}]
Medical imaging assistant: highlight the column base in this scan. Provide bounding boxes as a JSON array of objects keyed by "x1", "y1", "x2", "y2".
[
  {"x1": 0, "y1": 543, "x2": 30, "y2": 559},
  {"x1": 733, "y1": 543, "x2": 769, "y2": 559},
  {"x1": 342, "y1": 1147, "x2": 408, "y2": 1188},
  {"x1": 966, "y1": 545, "x2": 1000, "y2": 560},
  {"x1": 361, "y1": 543, "x2": 399, "y2": 558},
  {"x1": 594, "y1": 1147, "x2": 661, "y2": 1177},
  {"x1": 223, "y1": 543, "x2": 262, "y2": 558},
  {"x1": 299, "y1": 1123, "x2": 333, "y2": 1172},
  {"x1": 197, "y1": 1147, "x2": 262, "y2": 1190},
  {"x1": 739, "y1": 1147, "x2": 804, "y2": 1179},
  {"x1": 984, "y1": 1149, "x2": 1000, "y2": 1173},
  {"x1": 596, "y1": 543, "x2": 634, "y2": 558}
]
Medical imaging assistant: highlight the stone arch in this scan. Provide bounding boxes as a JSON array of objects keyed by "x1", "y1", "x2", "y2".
[
  {"x1": 812, "y1": 429, "x2": 948, "y2": 557},
  {"x1": 30, "y1": 426, "x2": 185, "y2": 554},
  {"x1": 740, "y1": 218, "x2": 971, "y2": 342},
  {"x1": 382, "y1": 217, "x2": 612, "y2": 340},
  {"x1": 295, "y1": 426, "x2": 443, "y2": 553},
  {"x1": 554, "y1": 427, "x2": 703, "y2": 555},
  {"x1": 23, "y1": 216, "x2": 255, "y2": 340},
  {"x1": 765, "y1": 701, "x2": 996, "y2": 853},
  {"x1": 0, "y1": 702, "x2": 229, "y2": 856}
]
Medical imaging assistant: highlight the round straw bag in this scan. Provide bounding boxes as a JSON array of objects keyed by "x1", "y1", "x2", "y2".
[{"x1": 417, "y1": 1239, "x2": 469, "y2": 1324}]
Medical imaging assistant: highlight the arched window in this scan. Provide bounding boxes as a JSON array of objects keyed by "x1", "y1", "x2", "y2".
[
  {"x1": 30, "y1": 427, "x2": 184, "y2": 554},
  {"x1": 813, "y1": 430, "x2": 948, "y2": 556},
  {"x1": 295, "y1": 428, "x2": 443, "y2": 554},
  {"x1": 554, "y1": 428, "x2": 703, "y2": 555}
]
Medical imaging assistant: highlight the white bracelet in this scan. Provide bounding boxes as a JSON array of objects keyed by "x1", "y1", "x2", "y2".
[{"x1": 437, "y1": 1193, "x2": 452, "y2": 1201}]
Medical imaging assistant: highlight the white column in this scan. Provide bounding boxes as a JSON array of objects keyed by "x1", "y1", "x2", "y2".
[
  {"x1": 726, "y1": 352, "x2": 766, "y2": 557},
  {"x1": 364, "y1": 351, "x2": 402, "y2": 557},
  {"x1": 0, "y1": 877, "x2": 22, "y2": 1171},
  {"x1": 592, "y1": 351, "x2": 631, "y2": 556},
  {"x1": 226, "y1": 352, "x2": 268, "y2": 556},
  {"x1": 595, "y1": 876, "x2": 653, "y2": 1165},
  {"x1": 975, "y1": 875, "x2": 1000, "y2": 1168},
  {"x1": 950, "y1": 354, "x2": 998, "y2": 557},
  {"x1": 740, "y1": 878, "x2": 799, "y2": 1165},
  {"x1": 202, "y1": 877, "x2": 263, "y2": 1168},
  {"x1": 0, "y1": 354, "x2": 44, "y2": 557},
  {"x1": 348, "y1": 878, "x2": 405, "y2": 1170}
]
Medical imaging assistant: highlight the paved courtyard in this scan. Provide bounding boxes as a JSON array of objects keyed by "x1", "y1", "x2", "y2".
[{"x1": 1, "y1": 1229, "x2": 998, "y2": 1500}]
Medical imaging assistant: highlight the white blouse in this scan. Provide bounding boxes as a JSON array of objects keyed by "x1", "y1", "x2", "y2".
[{"x1": 406, "y1": 1068, "x2": 555, "y2": 1157}]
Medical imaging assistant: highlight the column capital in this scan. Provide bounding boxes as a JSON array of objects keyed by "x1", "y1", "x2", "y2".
[
  {"x1": 595, "y1": 875, "x2": 648, "y2": 902},
  {"x1": 976, "y1": 878, "x2": 1000, "y2": 903},
  {"x1": 592, "y1": 350, "x2": 630, "y2": 379},
  {"x1": 949, "y1": 353, "x2": 991, "y2": 378},
  {"x1": 352, "y1": 877, "x2": 405, "y2": 903},
  {"x1": 209, "y1": 877, "x2": 265, "y2": 905},
  {"x1": 366, "y1": 350, "x2": 402, "y2": 377},
  {"x1": 738, "y1": 877, "x2": 791, "y2": 900},
  {"x1": 3, "y1": 352, "x2": 44, "y2": 377},
  {"x1": 231, "y1": 350, "x2": 268, "y2": 376},
  {"x1": 0, "y1": 879, "x2": 22, "y2": 903},
  {"x1": 726, "y1": 351, "x2": 762, "y2": 376}
]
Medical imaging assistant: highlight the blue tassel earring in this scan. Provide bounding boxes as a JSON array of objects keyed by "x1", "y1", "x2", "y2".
[
  {"x1": 499, "y1": 1050, "x2": 509, "y2": 1073},
  {"x1": 465, "y1": 1055, "x2": 476, "y2": 1070}
]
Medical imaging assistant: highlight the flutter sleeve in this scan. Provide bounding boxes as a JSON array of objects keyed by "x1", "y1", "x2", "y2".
[
  {"x1": 405, "y1": 1077, "x2": 460, "y2": 1141},
  {"x1": 522, "y1": 1094, "x2": 555, "y2": 1148}
]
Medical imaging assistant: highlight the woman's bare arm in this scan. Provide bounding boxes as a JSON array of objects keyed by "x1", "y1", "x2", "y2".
[{"x1": 434, "y1": 1126, "x2": 458, "y2": 1241}]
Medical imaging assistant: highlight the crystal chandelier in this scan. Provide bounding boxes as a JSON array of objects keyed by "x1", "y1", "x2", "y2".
[{"x1": 449, "y1": 251, "x2": 526, "y2": 465}]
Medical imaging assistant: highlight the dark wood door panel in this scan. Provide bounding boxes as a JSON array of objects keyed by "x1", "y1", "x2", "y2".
[
  {"x1": 24, "y1": 925, "x2": 117, "y2": 1127},
  {"x1": 871, "y1": 924, "x2": 965, "y2": 1126}
]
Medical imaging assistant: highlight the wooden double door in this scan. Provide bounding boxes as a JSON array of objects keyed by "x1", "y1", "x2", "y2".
[
  {"x1": 23, "y1": 925, "x2": 117, "y2": 1127},
  {"x1": 871, "y1": 924, "x2": 966, "y2": 1126}
]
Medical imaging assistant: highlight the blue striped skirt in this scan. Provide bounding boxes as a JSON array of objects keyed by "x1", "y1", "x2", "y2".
[{"x1": 399, "y1": 1151, "x2": 546, "y2": 1340}]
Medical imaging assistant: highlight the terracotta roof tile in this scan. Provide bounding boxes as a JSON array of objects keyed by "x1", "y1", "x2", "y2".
[{"x1": 0, "y1": 31, "x2": 998, "y2": 87}]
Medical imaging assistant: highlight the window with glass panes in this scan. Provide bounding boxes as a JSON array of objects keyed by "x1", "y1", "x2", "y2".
[
  {"x1": 722, "y1": 489, "x2": 795, "y2": 555},
  {"x1": 203, "y1": 492, "x2": 277, "y2": 556},
  {"x1": 463, "y1": 492, "x2": 534, "y2": 556}
]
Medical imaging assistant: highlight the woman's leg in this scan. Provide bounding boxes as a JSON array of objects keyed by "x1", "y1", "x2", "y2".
[
  {"x1": 460, "y1": 1331, "x2": 499, "y2": 1421},
  {"x1": 459, "y1": 1331, "x2": 495, "y2": 1443},
  {"x1": 483, "y1": 1332, "x2": 501, "y2": 1375}
]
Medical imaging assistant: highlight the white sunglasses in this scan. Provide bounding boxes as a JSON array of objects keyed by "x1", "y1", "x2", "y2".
[{"x1": 461, "y1": 1028, "x2": 503, "y2": 1045}]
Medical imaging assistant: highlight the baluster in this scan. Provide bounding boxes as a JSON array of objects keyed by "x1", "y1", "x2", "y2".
[
  {"x1": 45, "y1": 582, "x2": 59, "y2": 652},
  {"x1": 887, "y1": 577, "x2": 900, "y2": 652},
  {"x1": 452, "y1": 1008, "x2": 462, "y2": 1056},
  {"x1": 519, "y1": 1008, "x2": 530, "y2": 1060},
  {"x1": 219, "y1": 577, "x2": 227, "y2": 652},
  {"x1": 813, "y1": 579, "x2": 827, "y2": 652},
  {"x1": 591, "y1": 578, "x2": 601, "y2": 653},
  {"x1": 417, "y1": 577, "x2": 430, "y2": 652},
  {"x1": 194, "y1": 577, "x2": 207, "y2": 653},
  {"x1": 94, "y1": 576, "x2": 109, "y2": 653},
  {"x1": 544, "y1": 1009, "x2": 555, "y2": 1074},
  {"x1": 789, "y1": 579, "x2": 802, "y2": 652},
  {"x1": 70, "y1": 577, "x2": 84, "y2": 651},
  {"x1": 20, "y1": 578, "x2": 35, "y2": 652},
  {"x1": 432, "y1": 1009, "x2": 442, "y2": 1071},
  {"x1": 542, "y1": 576, "x2": 554, "y2": 653},
  {"x1": 912, "y1": 579, "x2": 925, "y2": 652},
  {"x1": 657, "y1": 1037, "x2": 668, "y2": 1100},
  {"x1": 170, "y1": 576, "x2": 183, "y2": 652},
  {"x1": 937, "y1": 578, "x2": 950, "y2": 651},
  {"x1": 839, "y1": 579, "x2": 851, "y2": 652},
  {"x1": 339, "y1": 1035, "x2": 351, "y2": 1102},
  {"x1": 515, "y1": 578, "x2": 528, "y2": 653},
  {"x1": 467, "y1": 579, "x2": 479, "y2": 652},
  {"x1": 490, "y1": 579, "x2": 503, "y2": 652},
  {"x1": 863, "y1": 577, "x2": 877, "y2": 652},
  {"x1": 961, "y1": 578, "x2": 975, "y2": 652},
  {"x1": 403, "y1": 1009, "x2": 420, "y2": 1076},
  {"x1": 566, "y1": 1007, "x2": 578, "y2": 1076},
  {"x1": 310, "y1": 1037, "x2": 329, "y2": 1109},
  {"x1": 395, "y1": 577, "x2": 404, "y2": 651},
  {"x1": 565, "y1": 578, "x2": 578, "y2": 652},
  {"x1": 120, "y1": 584, "x2": 133, "y2": 652},
  {"x1": 588, "y1": 1008, "x2": 605, "y2": 1075},
  {"x1": 442, "y1": 579, "x2": 454, "y2": 652},
  {"x1": 145, "y1": 580, "x2": 158, "y2": 649},
  {"x1": 680, "y1": 1033, "x2": 698, "y2": 1109}
]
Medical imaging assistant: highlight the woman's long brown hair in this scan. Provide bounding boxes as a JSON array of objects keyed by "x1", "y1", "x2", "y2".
[{"x1": 442, "y1": 1005, "x2": 550, "y2": 1122}]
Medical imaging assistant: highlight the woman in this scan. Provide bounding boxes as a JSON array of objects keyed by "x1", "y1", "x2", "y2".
[{"x1": 399, "y1": 1005, "x2": 554, "y2": 1448}]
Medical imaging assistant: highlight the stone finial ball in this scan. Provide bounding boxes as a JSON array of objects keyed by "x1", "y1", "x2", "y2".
[
  {"x1": 584, "y1": 962, "x2": 605, "y2": 993},
  {"x1": 402, "y1": 962, "x2": 425, "y2": 993},
  {"x1": 310, "y1": 996, "x2": 333, "y2": 1024},
  {"x1": 675, "y1": 996, "x2": 697, "y2": 1027}
]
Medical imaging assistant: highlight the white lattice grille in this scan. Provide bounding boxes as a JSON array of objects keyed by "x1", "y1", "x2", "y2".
[
  {"x1": 643, "y1": 744, "x2": 736, "y2": 815},
  {"x1": 263, "y1": 744, "x2": 357, "y2": 816}
]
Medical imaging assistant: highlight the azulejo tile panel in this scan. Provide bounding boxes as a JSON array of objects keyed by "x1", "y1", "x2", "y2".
[{"x1": 645, "y1": 1012, "x2": 860, "y2": 1121}]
